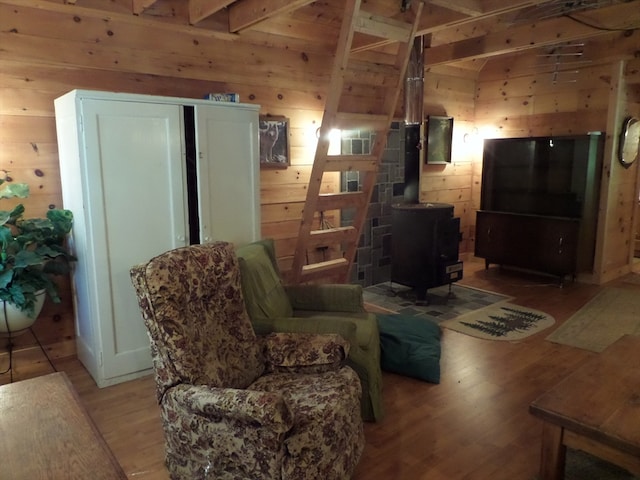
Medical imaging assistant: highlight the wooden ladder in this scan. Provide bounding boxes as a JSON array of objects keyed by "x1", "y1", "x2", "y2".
[{"x1": 290, "y1": 0, "x2": 424, "y2": 284}]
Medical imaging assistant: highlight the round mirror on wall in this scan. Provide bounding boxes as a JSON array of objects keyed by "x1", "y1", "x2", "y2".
[{"x1": 618, "y1": 116, "x2": 640, "y2": 168}]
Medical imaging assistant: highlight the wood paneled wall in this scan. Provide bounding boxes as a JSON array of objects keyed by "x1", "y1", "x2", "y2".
[
  {"x1": 592, "y1": 59, "x2": 640, "y2": 283},
  {"x1": 0, "y1": 0, "x2": 342, "y2": 359}
]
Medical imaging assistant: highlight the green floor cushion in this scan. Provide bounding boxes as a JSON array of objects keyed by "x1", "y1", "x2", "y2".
[{"x1": 376, "y1": 314, "x2": 441, "y2": 384}]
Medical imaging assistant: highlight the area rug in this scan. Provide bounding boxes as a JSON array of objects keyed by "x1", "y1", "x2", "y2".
[
  {"x1": 440, "y1": 301, "x2": 555, "y2": 341},
  {"x1": 533, "y1": 448, "x2": 640, "y2": 480},
  {"x1": 622, "y1": 272, "x2": 640, "y2": 286},
  {"x1": 363, "y1": 282, "x2": 512, "y2": 323},
  {"x1": 565, "y1": 448, "x2": 640, "y2": 480},
  {"x1": 546, "y1": 287, "x2": 640, "y2": 352}
]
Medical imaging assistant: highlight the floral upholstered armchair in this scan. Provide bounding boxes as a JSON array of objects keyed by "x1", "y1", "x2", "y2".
[{"x1": 130, "y1": 242, "x2": 364, "y2": 480}]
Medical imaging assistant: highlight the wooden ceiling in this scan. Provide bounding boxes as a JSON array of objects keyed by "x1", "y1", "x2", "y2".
[{"x1": 21, "y1": 0, "x2": 640, "y2": 76}]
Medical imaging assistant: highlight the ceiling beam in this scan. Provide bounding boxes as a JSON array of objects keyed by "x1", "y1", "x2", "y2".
[
  {"x1": 228, "y1": 0, "x2": 315, "y2": 33},
  {"x1": 132, "y1": 0, "x2": 158, "y2": 15},
  {"x1": 189, "y1": 0, "x2": 235, "y2": 25},
  {"x1": 3, "y1": 0, "x2": 238, "y2": 41},
  {"x1": 352, "y1": 0, "x2": 550, "y2": 52},
  {"x1": 425, "y1": 1, "x2": 640, "y2": 67},
  {"x1": 427, "y1": 0, "x2": 484, "y2": 17},
  {"x1": 474, "y1": 30, "x2": 640, "y2": 82},
  {"x1": 417, "y1": 0, "x2": 549, "y2": 35}
]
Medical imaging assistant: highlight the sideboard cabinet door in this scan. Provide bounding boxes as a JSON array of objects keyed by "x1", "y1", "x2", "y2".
[
  {"x1": 475, "y1": 210, "x2": 579, "y2": 281},
  {"x1": 55, "y1": 90, "x2": 260, "y2": 387}
]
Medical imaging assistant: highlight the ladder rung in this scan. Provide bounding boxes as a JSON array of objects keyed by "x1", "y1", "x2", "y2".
[
  {"x1": 301, "y1": 258, "x2": 349, "y2": 282},
  {"x1": 317, "y1": 192, "x2": 368, "y2": 211},
  {"x1": 308, "y1": 227, "x2": 358, "y2": 248},
  {"x1": 354, "y1": 11, "x2": 413, "y2": 42},
  {"x1": 334, "y1": 112, "x2": 388, "y2": 131},
  {"x1": 324, "y1": 155, "x2": 378, "y2": 172}
]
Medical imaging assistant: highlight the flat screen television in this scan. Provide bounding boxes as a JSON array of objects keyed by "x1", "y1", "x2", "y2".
[{"x1": 481, "y1": 134, "x2": 603, "y2": 219}]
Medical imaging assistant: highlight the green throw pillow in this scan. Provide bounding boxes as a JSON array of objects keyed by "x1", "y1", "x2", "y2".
[{"x1": 376, "y1": 314, "x2": 441, "y2": 384}]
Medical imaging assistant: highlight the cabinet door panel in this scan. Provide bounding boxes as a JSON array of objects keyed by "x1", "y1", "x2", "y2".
[
  {"x1": 475, "y1": 211, "x2": 578, "y2": 278},
  {"x1": 79, "y1": 100, "x2": 187, "y2": 382},
  {"x1": 535, "y1": 220, "x2": 579, "y2": 274},
  {"x1": 195, "y1": 105, "x2": 260, "y2": 245},
  {"x1": 475, "y1": 211, "x2": 511, "y2": 262}
]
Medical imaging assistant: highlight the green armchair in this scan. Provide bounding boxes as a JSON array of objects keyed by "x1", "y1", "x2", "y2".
[{"x1": 236, "y1": 238, "x2": 384, "y2": 422}]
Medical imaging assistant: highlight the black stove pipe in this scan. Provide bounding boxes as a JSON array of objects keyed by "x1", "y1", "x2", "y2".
[{"x1": 403, "y1": 36, "x2": 424, "y2": 204}]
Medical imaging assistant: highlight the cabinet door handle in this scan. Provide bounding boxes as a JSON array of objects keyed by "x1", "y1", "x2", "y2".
[{"x1": 558, "y1": 236, "x2": 563, "y2": 254}]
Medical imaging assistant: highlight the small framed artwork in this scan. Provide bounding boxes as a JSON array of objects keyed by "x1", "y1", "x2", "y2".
[
  {"x1": 424, "y1": 115, "x2": 453, "y2": 164},
  {"x1": 259, "y1": 116, "x2": 290, "y2": 168}
]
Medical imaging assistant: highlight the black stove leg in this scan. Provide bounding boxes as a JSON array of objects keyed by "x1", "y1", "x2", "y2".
[{"x1": 414, "y1": 287, "x2": 429, "y2": 306}]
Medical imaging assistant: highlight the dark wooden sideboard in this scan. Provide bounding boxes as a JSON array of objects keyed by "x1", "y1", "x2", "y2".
[
  {"x1": 475, "y1": 134, "x2": 602, "y2": 282},
  {"x1": 475, "y1": 210, "x2": 579, "y2": 282}
]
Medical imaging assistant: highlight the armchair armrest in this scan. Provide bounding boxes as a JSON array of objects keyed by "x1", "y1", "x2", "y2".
[
  {"x1": 251, "y1": 316, "x2": 358, "y2": 348},
  {"x1": 263, "y1": 332, "x2": 349, "y2": 374},
  {"x1": 165, "y1": 384, "x2": 293, "y2": 433},
  {"x1": 284, "y1": 284, "x2": 365, "y2": 313}
]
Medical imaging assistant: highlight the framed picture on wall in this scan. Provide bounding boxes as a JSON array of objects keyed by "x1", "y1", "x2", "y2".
[
  {"x1": 425, "y1": 115, "x2": 453, "y2": 164},
  {"x1": 259, "y1": 116, "x2": 290, "y2": 168}
]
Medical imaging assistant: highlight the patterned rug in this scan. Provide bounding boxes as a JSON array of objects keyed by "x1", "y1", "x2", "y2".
[
  {"x1": 546, "y1": 287, "x2": 640, "y2": 352},
  {"x1": 532, "y1": 448, "x2": 640, "y2": 480},
  {"x1": 363, "y1": 282, "x2": 512, "y2": 323},
  {"x1": 441, "y1": 302, "x2": 555, "y2": 341},
  {"x1": 622, "y1": 272, "x2": 640, "y2": 286},
  {"x1": 364, "y1": 282, "x2": 554, "y2": 341}
]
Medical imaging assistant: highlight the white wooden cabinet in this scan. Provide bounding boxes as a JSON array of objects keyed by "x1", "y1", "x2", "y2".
[{"x1": 54, "y1": 90, "x2": 260, "y2": 387}]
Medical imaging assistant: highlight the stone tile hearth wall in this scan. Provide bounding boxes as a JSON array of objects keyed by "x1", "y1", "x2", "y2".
[{"x1": 340, "y1": 122, "x2": 406, "y2": 287}]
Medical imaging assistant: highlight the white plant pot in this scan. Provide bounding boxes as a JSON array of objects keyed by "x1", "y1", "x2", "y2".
[{"x1": 0, "y1": 290, "x2": 46, "y2": 338}]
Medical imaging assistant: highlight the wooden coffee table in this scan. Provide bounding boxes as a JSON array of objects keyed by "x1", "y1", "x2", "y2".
[
  {"x1": 0, "y1": 372, "x2": 127, "y2": 479},
  {"x1": 529, "y1": 334, "x2": 640, "y2": 479}
]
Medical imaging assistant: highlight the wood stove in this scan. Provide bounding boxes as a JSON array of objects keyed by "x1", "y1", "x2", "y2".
[{"x1": 391, "y1": 202, "x2": 463, "y2": 300}]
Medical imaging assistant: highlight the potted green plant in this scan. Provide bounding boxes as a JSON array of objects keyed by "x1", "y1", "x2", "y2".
[{"x1": 0, "y1": 176, "x2": 75, "y2": 336}]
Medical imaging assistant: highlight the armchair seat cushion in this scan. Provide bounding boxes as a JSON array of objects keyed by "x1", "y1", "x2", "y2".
[{"x1": 249, "y1": 368, "x2": 363, "y2": 478}]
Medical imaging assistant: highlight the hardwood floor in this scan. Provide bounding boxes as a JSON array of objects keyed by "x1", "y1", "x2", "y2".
[{"x1": 2, "y1": 257, "x2": 639, "y2": 479}]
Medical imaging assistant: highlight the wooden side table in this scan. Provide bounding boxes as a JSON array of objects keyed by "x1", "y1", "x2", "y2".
[
  {"x1": 0, "y1": 372, "x2": 127, "y2": 479},
  {"x1": 529, "y1": 334, "x2": 640, "y2": 479}
]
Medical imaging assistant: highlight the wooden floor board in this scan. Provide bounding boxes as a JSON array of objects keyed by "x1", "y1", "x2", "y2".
[{"x1": 1, "y1": 256, "x2": 639, "y2": 479}]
